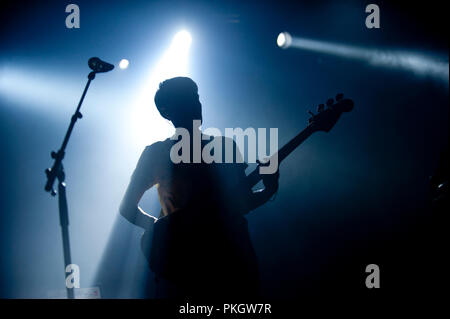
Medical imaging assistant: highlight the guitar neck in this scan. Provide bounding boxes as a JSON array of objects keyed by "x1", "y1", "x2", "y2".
[
  {"x1": 277, "y1": 124, "x2": 315, "y2": 163},
  {"x1": 247, "y1": 124, "x2": 315, "y2": 187}
]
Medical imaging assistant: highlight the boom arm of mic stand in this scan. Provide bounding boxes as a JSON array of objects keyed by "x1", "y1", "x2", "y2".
[{"x1": 45, "y1": 71, "x2": 96, "y2": 195}]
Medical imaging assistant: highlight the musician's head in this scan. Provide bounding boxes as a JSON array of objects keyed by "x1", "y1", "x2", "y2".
[{"x1": 154, "y1": 77, "x2": 202, "y2": 130}]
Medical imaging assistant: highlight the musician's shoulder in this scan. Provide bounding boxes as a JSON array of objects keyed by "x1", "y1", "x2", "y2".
[
  {"x1": 142, "y1": 139, "x2": 172, "y2": 157},
  {"x1": 146, "y1": 139, "x2": 172, "y2": 149}
]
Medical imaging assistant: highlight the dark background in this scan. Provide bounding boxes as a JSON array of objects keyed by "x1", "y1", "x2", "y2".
[{"x1": 0, "y1": 0, "x2": 448, "y2": 299}]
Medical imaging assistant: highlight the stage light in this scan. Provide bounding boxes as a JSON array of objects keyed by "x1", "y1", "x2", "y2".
[
  {"x1": 277, "y1": 32, "x2": 292, "y2": 49},
  {"x1": 119, "y1": 59, "x2": 129, "y2": 69},
  {"x1": 172, "y1": 30, "x2": 192, "y2": 51},
  {"x1": 277, "y1": 32, "x2": 448, "y2": 83},
  {"x1": 131, "y1": 30, "x2": 193, "y2": 149}
]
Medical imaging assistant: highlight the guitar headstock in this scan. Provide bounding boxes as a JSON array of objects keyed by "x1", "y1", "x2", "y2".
[{"x1": 308, "y1": 93, "x2": 354, "y2": 133}]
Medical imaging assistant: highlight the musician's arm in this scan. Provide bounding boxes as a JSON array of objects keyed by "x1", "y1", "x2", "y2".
[
  {"x1": 119, "y1": 146, "x2": 157, "y2": 230},
  {"x1": 120, "y1": 184, "x2": 157, "y2": 230},
  {"x1": 231, "y1": 138, "x2": 280, "y2": 213},
  {"x1": 245, "y1": 171, "x2": 279, "y2": 213}
]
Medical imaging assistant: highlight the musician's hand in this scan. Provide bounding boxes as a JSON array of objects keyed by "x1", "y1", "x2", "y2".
[
  {"x1": 261, "y1": 169, "x2": 280, "y2": 196},
  {"x1": 246, "y1": 167, "x2": 280, "y2": 213}
]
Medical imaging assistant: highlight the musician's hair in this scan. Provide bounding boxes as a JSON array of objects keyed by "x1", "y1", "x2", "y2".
[{"x1": 154, "y1": 77, "x2": 199, "y2": 121}]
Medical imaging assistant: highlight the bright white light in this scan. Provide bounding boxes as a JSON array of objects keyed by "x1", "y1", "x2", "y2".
[
  {"x1": 277, "y1": 32, "x2": 292, "y2": 49},
  {"x1": 131, "y1": 30, "x2": 192, "y2": 149},
  {"x1": 172, "y1": 30, "x2": 192, "y2": 51},
  {"x1": 119, "y1": 59, "x2": 129, "y2": 69},
  {"x1": 277, "y1": 33, "x2": 285, "y2": 47}
]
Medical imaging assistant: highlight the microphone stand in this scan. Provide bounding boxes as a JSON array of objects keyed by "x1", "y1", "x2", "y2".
[{"x1": 44, "y1": 71, "x2": 97, "y2": 299}]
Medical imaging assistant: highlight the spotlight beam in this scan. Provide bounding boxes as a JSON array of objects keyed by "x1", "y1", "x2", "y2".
[
  {"x1": 277, "y1": 32, "x2": 449, "y2": 83},
  {"x1": 131, "y1": 30, "x2": 192, "y2": 149}
]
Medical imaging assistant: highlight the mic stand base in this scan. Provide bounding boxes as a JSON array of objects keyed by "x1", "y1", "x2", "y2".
[{"x1": 56, "y1": 164, "x2": 75, "y2": 299}]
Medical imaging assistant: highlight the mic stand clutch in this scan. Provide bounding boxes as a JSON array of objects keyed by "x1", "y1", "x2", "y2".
[{"x1": 44, "y1": 65, "x2": 108, "y2": 298}]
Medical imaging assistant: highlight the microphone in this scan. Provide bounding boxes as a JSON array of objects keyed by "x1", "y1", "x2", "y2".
[{"x1": 88, "y1": 57, "x2": 114, "y2": 73}]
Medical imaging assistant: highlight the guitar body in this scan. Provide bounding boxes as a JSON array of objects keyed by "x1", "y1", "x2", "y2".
[
  {"x1": 142, "y1": 206, "x2": 255, "y2": 284},
  {"x1": 141, "y1": 208, "x2": 203, "y2": 277}
]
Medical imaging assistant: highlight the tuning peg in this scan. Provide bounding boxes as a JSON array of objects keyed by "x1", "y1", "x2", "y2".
[
  {"x1": 335, "y1": 93, "x2": 344, "y2": 101},
  {"x1": 50, "y1": 189, "x2": 57, "y2": 196},
  {"x1": 326, "y1": 98, "x2": 334, "y2": 107},
  {"x1": 51, "y1": 151, "x2": 57, "y2": 159},
  {"x1": 317, "y1": 104, "x2": 325, "y2": 112},
  {"x1": 308, "y1": 110, "x2": 315, "y2": 123}
]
